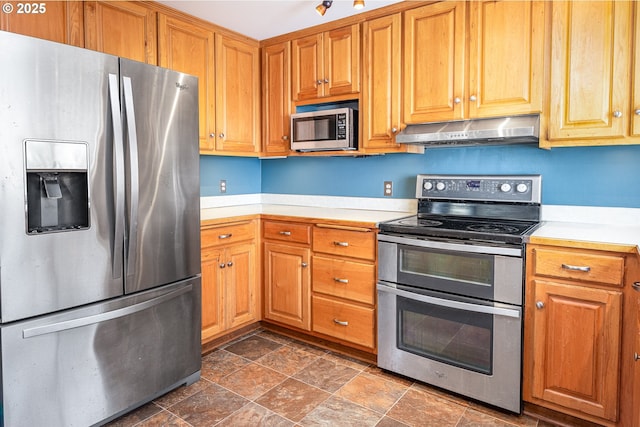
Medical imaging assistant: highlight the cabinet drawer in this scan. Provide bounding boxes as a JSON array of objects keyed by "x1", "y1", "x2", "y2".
[
  {"x1": 201, "y1": 221, "x2": 255, "y2": 248},
  {"x1": 532, "y1": 248, "x2": 624, "y2": 286},
  {"x1": 312, "y1": 295, "x2": 375, "y2": 349},
  {"x1": 263, "y1": 220, "x2": 311, "y2": 245},
  {"x1": 312, "y1": 256, "x2": 375, "y2": 305},
  {"x1": 312, "y1": 226, "x2": 375, "y2": 260}
]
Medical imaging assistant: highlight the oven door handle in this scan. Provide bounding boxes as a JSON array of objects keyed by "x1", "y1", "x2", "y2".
[
  {"x1": 377, "y1": 233, "x2": 522, "y2": 257},
  {"x1": 377, "y1": 283, "x2": 521, "y2": 319}
]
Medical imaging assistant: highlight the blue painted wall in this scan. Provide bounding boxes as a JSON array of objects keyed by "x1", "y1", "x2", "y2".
[{"x1": 201, "y1": 144, "x2": 640, "y2": 208}]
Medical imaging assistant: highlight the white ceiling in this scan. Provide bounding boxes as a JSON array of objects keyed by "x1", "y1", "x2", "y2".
[{"x1": 156, "y1": 0, "x2": 405, "y2": 41}]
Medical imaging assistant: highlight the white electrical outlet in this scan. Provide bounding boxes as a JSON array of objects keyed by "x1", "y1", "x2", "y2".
[
  {"x1": 384, "y1": 181, "x2": 393, "y2": 197},
  {"x1": 220, "y1": 180, "x2": 227, "y2": 193}
]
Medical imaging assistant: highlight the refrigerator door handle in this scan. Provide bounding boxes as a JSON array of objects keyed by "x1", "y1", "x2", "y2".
[
  {"x1": 22, "y1": 284, "x2": 193, "y2": 338},
  {"x1": 108, "y1": 73, "x2": 125, "y2": 280},
  {"x1": 122, "y1": 76, "x2": 140, "y2": 277}
]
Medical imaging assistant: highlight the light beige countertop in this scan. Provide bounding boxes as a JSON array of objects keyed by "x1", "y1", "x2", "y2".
[
  {"x1": 200, "y1": 194, "x2": 416, "y2": 227},
  {"x1": 531, "y1": 205, "x2": 640, "y2": 252}
]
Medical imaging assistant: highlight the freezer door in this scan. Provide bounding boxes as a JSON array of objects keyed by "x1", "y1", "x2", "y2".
[
  {"x1": 0, "y1": 279, "x2": 201, "y2": 427},
  {"x1": 0, "y1": 31, "x2": 123, "y2": 322},
  {"x1": 119, "y1": 59, "x2": 200, "y2": 293}
]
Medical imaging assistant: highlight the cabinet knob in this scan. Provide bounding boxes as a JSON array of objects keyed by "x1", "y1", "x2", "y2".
[
  {"x1": 391, "y1": 127, "x2": 398, "y2": 134},
  {"x1": 316, "y1": 80, "x2": 323, "y2": 85},
  {"x1": 227, "y1": 261, "x2": 233, "y2": 267},
  {"x1": 219, "y1": 133, "x2": 225, "y2": 139},
  {"x1": 536, "y1": 301, "x2": 545, "y2": 309},
  {"x1": 635, "y1": 109, "x2": 640, "y2": 116},
  {"x1": 301, "y1": 262, "x2": 308, "y2": 268},
  {"x1": 454, "y1": 97, "x2": 461, "y2": 104},
  {"x1": 613, "y1": 110, "x2": 622, "y2": 118},
  {"x1": 282, "y1": 135, "x2": 289, "y2": 140},
  {"x1": 209, "y1": 133, "x2": 215, "y2": 138},
  {"x1": 469, "y1": 95, "x2": 477, "y2": 102},
  {"x1": 632, "y1": 282, "x2": 640, "y2": 292},
  {"x1": 219, "y1": 263, "x2": 226, "y2": 269},
  {"x1": 324, "y1": 78, "x2": 329, "y2": 84}
]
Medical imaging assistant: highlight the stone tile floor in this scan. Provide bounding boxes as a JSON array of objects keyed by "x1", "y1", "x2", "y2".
[{"x1": 107, "y1": 329, "x2": 556, "y2": 427}]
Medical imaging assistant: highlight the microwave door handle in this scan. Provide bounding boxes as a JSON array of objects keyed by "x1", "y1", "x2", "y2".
[
  {"x1": 122, "y1": 76, "x2": 139, "y2": 278},
  {"x1": 377, "y1": 283, "x2": 521, "y2": 319},
  {"x1": 108, "y1": 73, "x2": 125, "y2": 280}
]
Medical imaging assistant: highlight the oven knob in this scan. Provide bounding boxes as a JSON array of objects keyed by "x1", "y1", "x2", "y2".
[
  {"x1": 499, "y1": 183, "x2": 512, "y2": 192},
  {"x1": 516, "y1": 183, "x2": 528, "y2": 193},
  {"x1": 423, "y1": 181, "x2": 433, "y2": 191},
  {"x1": 436, "y1": 182, "x2": 446, "y2": 191}
]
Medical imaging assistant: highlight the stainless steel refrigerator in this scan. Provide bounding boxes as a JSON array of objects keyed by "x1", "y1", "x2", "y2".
[{"x1": 0, "y1": 31, "x2": 201, "y2": 426}]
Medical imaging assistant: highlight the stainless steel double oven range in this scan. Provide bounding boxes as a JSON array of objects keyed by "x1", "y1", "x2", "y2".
[{"x1": 377, "y1": 174, "x2": 542, "y2": 413}]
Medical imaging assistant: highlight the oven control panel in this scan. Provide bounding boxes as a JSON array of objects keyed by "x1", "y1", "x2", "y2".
[{"x1": 416, "y1": 174, "x2": 541, "y2": 203}]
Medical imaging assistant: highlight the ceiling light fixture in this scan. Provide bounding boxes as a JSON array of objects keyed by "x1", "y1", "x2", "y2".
[
  {"x1": 316, "y1": 0, "x2": 333, "y2": 16},
  {"x1": 353, "y1": 0, "x2": 365, "y2": 10}
]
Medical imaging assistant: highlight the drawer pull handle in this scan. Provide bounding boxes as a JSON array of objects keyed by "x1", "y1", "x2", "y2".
[
  {"x1": 334, "y1": 241, "x2": 349, "y2": 247},
  {"x1": 279, "y1": 231, "x2": 292, "y2": 236},
  {"x1": 333, "y1": 278, "x2": 349, "y2": 284},
  {"x1": 635, "y1": 352, "x2": 639, "y2": 362},
  {"x1": 218, "y1": 233, "x2": 232, "y2": 239},
  {"x1": 561, "y1": 263, "x2": 590, "y2": 272},
  {"x1": 632, "y1": 282, "x2": 640, "y2": 292},
  {"x1": 333, "y1": 319, "x2": 349, "y2": 326}
]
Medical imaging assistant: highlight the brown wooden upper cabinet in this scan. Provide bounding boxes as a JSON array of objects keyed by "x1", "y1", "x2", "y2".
[
  {"x1": 214, "y1": 34, "x2": 260, "y2": 155},
  {"x1": 361, "y1": 13, "x2": 403, "y2": 151},
  {"x1": 158, "y1": 14, "x2": 216, "y2": 153},
  {"x1": 0, "y1": 0, "x2": 84, "y2": 46},
  {"x1": 84, "y1": 1, "x2": 157, "y2": 64},
  {"x1": 292, "y1": 24, "x2": 360, "y2": 102},
  {"x1": 403, "y1": 1, "x2": 545, "y2": 124},
  {"x1": 262, "y1": 42, "x2": 292, "y2": 156},
  {"x1": 546, "y1": 1, "x2": 638, "y2": 147}
]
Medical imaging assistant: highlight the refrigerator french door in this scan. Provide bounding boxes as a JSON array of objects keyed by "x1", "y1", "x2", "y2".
[{"x1": 0, "y1": 30, "x2": 201, "y2": 426}]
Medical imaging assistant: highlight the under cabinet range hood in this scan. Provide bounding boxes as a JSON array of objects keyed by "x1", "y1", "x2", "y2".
[{"x1": 396, "y1": 114, "x2": 540, "y2": 147}]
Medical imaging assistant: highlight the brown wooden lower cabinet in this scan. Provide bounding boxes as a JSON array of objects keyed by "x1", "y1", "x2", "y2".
[
  {"x1": 201, "y1": 219, "x2": 258, "y2": 344},
  {"x1": 524, "y1": 244, "x2": 631, "y2": 426}
]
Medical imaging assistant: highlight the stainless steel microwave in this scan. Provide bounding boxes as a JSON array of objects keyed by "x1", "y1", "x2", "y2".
[{"x1": 290, "y1": 108, "x2": 358, "y2": 151}]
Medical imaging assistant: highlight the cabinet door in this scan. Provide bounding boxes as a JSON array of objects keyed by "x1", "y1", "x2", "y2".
[
  {"x1": 201, "y1": 247, "x2": 224, "y2": 342},
  {"x1": 262, "y1": 42, "x2": 291, "y2": 155},
  {"x1": 468, "y1": 0, "x2": 544, "y2": 118},
  {"x1": 323, "y1": 24, "x2": 360, "y2": 97},
  {"x1": 531, "y1": 280, "x2": 622, "y2": 421},
  {"x1": 549, "y1": 1, "x2": 632, "y2": 141},
  {"x1": 403, "y1": 1, "x2": 465, "y2": 123},
  {"x1": 632, "y1": 5, "x2": 640, "y2": 137},
  {"x1": 215, "y1": 34, "x2": 260, "y2": 154},
  {"x1": 158, "y1": 14, "x2": 215, "y2": 153},
  {"x1": 0, "y1": 0, "x2": 83, "y2": 46},
  {"x1": 263, "y1": 242, "x2": 311, "y2": 331},
  {"x1": 225, "y1": 242, "x2": 258, "y2": 329},
  {"x1": 84, "y1": 1, "x2": 156, "y2": 64},
  {"x1": 633, "y1": 289, "x2": 640, "y2": 427},
  {"x1": 362, "y1": 13, "x2": 402, "y2": 150},
  {"x1": 292, "y1": 33, "x2": 323, "y2": 101}
]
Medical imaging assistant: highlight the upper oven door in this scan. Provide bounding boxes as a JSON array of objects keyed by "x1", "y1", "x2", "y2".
[{"x1": 378, "y1": 234, "x2": 523, "y2": 305}]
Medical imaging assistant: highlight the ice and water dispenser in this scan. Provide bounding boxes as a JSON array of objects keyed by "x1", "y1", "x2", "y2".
[{"x1": 25, "y1": 140, "x2": 90, "y2": 233}]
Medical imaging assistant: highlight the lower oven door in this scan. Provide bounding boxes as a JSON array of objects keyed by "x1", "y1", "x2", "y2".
[{"x1": 377, "y1": 281, "x2": 522, "y2": 413}]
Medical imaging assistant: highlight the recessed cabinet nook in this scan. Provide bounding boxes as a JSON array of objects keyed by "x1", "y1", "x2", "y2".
[{"x1": 5, "y1": 1, "x2": 640, "y2": 426}]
